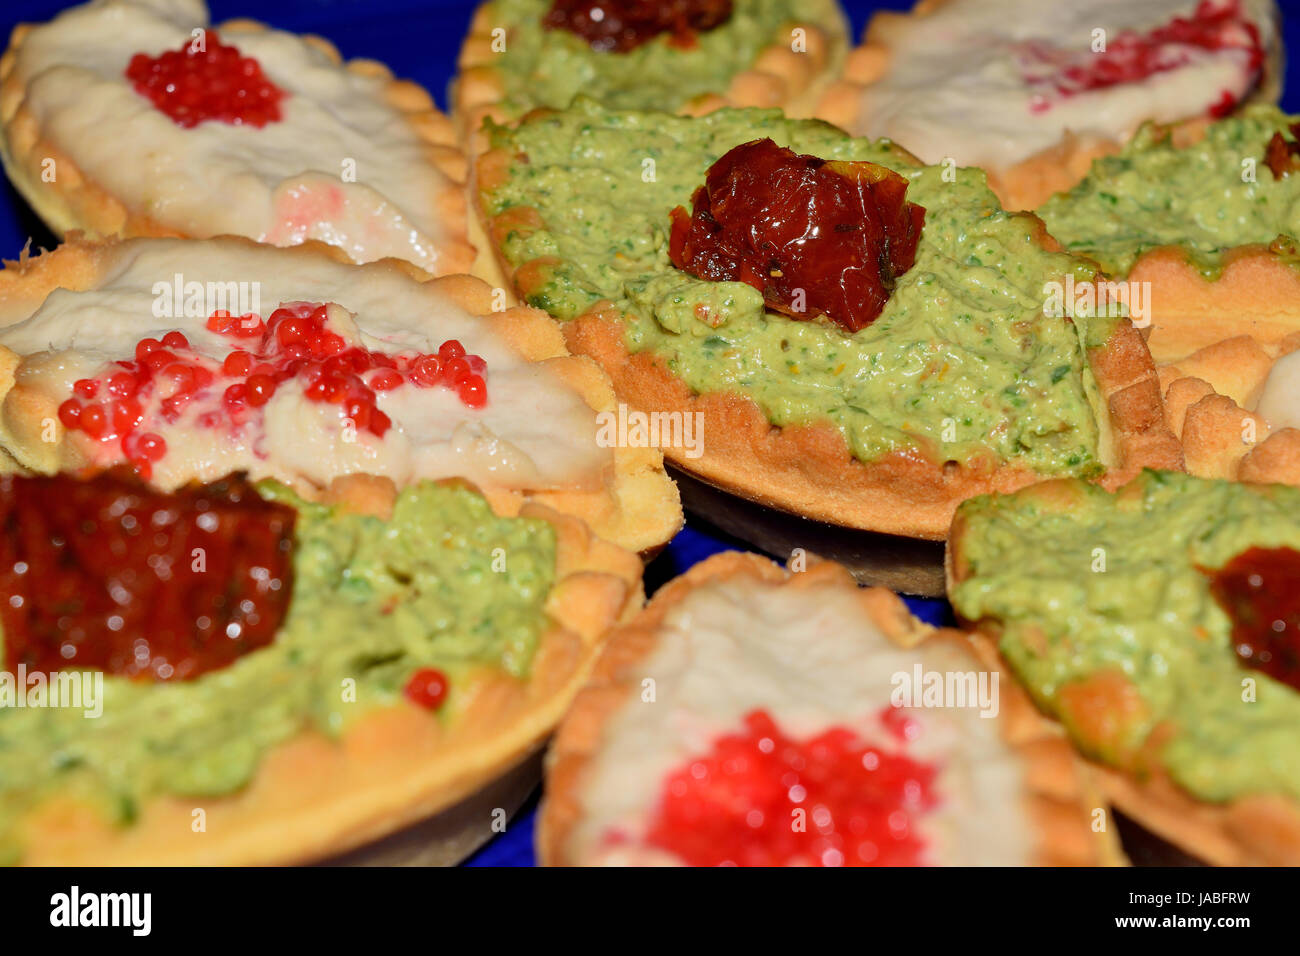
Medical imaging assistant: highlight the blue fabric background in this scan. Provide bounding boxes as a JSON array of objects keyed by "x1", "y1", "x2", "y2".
[{"x1": 0, "y1": 0, "x2": 1294, "y2": 866}]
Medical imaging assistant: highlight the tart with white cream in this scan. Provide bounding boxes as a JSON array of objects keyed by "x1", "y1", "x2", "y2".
[
  {"x1": 0, "y1": 0, "x2": 474, "y2": 276},
  {"x1": 817, "y1": 0, "x2": 1282, "y2": 211},
  {"x1": 540, "y1": 551, "x2": 1121, "y2": 866},
  {"x1": 0, "y1": 236, "x2": 682, "y2": 553}
]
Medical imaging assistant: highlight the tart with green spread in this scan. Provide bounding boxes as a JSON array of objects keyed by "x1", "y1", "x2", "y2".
[
  {"x1": 453, "y1": 0, "x2": 849, "y2": 146},
  {"x1": 541, "y1": 551, "x2": 1122, "y2": 866},
  {"x1": 477, "y1": 99, "x2": 1181, "y2": 538},
  {"x1": 1038, "y1": 105, "x2": 1300, "y2": 490},
  {"x1": 948, "y1": 469, "x2": 1300, "y2": 865},
  {"x1": 0, "y1": 469, "x2": 641, "y2": 865}
]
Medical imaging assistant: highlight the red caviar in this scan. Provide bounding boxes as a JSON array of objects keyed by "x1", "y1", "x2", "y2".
[
  {"x1": 543, "y1": 0, "x2": 732, "y2": 53},
  {"x1": 643, "y1": 708, "x2": 939, "y2": 867},
  {"x1": 404, "y1": 667, "x2": 449, "y2": 710},
  {"x1": 126, "y1": 32, "x2": 284, "y2": 128},
  {"x1": 0, "y1": 470, "x2": 294, "y2": 682},
  {"x1": 1024, "y1": 0, "x2": 1264, "y2": 115},
  {"x1": 58, "y1": 304, "x2": 489, "y2": 479},
  {"x1": 1203, "y1": 546, "x2": 1300, "y2": 691}
]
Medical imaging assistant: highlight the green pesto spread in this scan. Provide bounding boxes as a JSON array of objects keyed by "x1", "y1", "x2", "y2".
[
  {"x1": 0, "y1": 481, "x2": 556, "y2": 862},
  {"x1": 483, "y1": 99, "x2": 1112, "y2": 473},
  {"x1": 486, "y1": 0, "x2": 846, "y2": 114},
  {"x1": 950, "y1": 470, "x2": 1300, "y2": 804},
  {"x1": 1037, "y1": 105, "x2": 1300, "y2": 278}
]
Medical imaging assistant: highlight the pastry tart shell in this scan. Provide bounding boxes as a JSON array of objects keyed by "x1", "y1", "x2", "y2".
[
  {"x1": 0, "y1": 235, "x2": 683, "y2": 554},
  {"x1": 539, "y1": 550, "x2": 1125, "y2": 866},
  {"x1": 8, "y1": 474, "x2": 642, "y2": 865}
]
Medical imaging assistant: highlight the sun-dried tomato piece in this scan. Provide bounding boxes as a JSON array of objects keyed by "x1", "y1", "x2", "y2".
[
  {"x1": 542, "y1": 0, "x2": 732, "y2": 53},
  {"x1": 668, "y1": 139, "x2": 925, "y2": 333},
  {"x1": 0, "y1": 470, "x2": 295, "y2": 681},
  {"x1": 1202, "y1": 546, "x2": 1300, "y2": 691},
  {"x1": 1265, "y1": 122, "x2": 1300, "y2": 179}
]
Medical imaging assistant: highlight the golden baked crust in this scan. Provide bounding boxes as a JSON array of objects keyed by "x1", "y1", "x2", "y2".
[
  {"x1": 10, "y1": 475, "x2": 644, "y2": 865},
  {"x1": 539, "y1": 550, "x2": 1124, "y2": 866},
  {"x1": 1161, "y1": 369, "x2": 1300, "y2": 486},
  {"x1": 555, "y1": 303, "x2": 1179, "y2": 540},
  {"x1": 815, "y1": 0, "x2": 1284, "y2": 212},
  {"x1": 1125, "y1": 247, "x2": 1300, "y2": 485},
  {"x1": 478, "y1": 132, "x2": 1182, "y2": 538},
  {"x1": 0, "y1": 16, "x2": 476, "y2": 276},
  {"x1": 946, "y1": 477, "x2": 1300, "y2": 867},
  {"x1": 452, "y1": 0, "x2": 849, "y2": 152},
  {"x1": 0, "y1": 235, "x2": 682, "y2": 554}
]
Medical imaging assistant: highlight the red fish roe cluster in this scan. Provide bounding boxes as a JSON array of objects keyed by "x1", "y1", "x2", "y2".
[
  {"x1": 57, "y1": 329, "x2": 196, "y2": 480},
  {"x1": 126, "y1": 31, "x2": 285, "y2": 128},
  {"x1": 0, "y1": 470, "x2": 294, "y2": 682},
  {"x1": 57, "y1": 304, "x2": 488, "y2": 480},
  {"x1": 1203, "y1": 546, "x2": 1300, "y2": 692},
  {"x1": 1024, "y1": 0, "x2": 1264, "y2": 115},
  {"x1": 643, "y1": 708, "x2": 939, "y2": 867},
  {"x1": 669, "y1": 138, "x2": 925, "y2": 333},
  {"x1": 543, "y1": 0, "x2": 733, "y2": 53}
]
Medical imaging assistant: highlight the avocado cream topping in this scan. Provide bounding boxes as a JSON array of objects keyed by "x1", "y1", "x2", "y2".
[
  {"x1": 484, "y1": 99, "x2": 1110, "y2": 472},
  {"x1": 1037, "y1": 105, "x2": 1300, "y2": 277},
  {"x1": 487, "y1": 0, "x2": 843, "y2": 114}
]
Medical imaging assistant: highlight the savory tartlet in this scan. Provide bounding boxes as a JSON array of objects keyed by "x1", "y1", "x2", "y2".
[
  {"x1": 453, "y1": 0, "x2": 849, "y2": 147},
  {"x1": 0, "y1": 235, "x2": 681, "y2": 554},
  {"x1": 817, "y1": 0, "x2": 1283, "y2": 211},
  {"x1": 1037, "y1": 105, "x2": 1300, "y2": 485},
  {"x1": 477, "y1": 99, "x2": 1180, "y2": 539},
  {"x1": 0, "y1": 0, "x2": 474, "y2": 276},
  {"x1": 949, "y1": 470, "x2": 1300, "y2": 865},
  {"x1": 541, "y1": 551, "x2": 1122, "y2": 866},
  {"x1": 0, "y1": 469, "x2": 642, "y2": 865}
]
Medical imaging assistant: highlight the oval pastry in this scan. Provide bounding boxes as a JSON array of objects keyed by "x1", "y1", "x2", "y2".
[
  {"x1": 817, "y1": 0, "x2": 1283, "y2": 211},
  {"x1": 0, "y1": 470, "x2": 642, "y2": 865},
  {"x1": 949, "y1": 470, "x2": 1300, "y2": 866},
  {"x1": 0, "y1": 236, "x2": 682, "y2": 554},
  {"x1": 477, "y1": 100, "x2": 1181, "y2": 539},
  {"x1": 541, "y1": 551, "x2": 1121, "y2": 866},
  {"x1": 0, "y1": 0, "x2": 474, "y2": 275}
]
